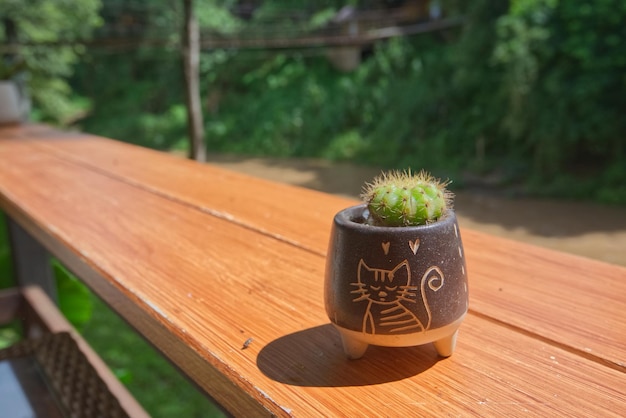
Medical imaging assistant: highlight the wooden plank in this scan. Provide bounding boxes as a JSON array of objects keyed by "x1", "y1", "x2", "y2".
[
  {"x1": 0, "y1": 150, "x2": 273, "y2": 415},
  {"x1": 11, "y1": 129, "x2": 626, "y2": 370},
  {"x1": 258, "y1": 313, "x2": 626, "y2": 417},
  {"x1": 463, "y1": 231, "x2": 626, "y2": 371},
  {"x1": 4, "y1": 128, "x2": 346, "y2": 253},
  {"x1": 0, "y1": 143, "x2": 624, "y2": 415},
  {"x1": 0, "y1": 123, "x2": 52, "y2": 139}
]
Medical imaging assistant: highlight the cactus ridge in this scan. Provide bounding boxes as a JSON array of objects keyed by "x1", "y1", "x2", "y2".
[{"x1": 361, "y1": 170, "x2": 453, "y2": 227}]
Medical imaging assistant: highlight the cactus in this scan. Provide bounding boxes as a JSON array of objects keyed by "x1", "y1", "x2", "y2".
[{"x1": 361, "y1": 170, "x2": 453, "y2": 227}]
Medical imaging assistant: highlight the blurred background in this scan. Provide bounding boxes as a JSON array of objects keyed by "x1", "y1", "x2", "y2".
[
  {"x1": 3, "y1": 0, "x2": 626, "y2": 202},
  {"x1": 1, "y1": 1, "x2": 625, "y2": 416}
]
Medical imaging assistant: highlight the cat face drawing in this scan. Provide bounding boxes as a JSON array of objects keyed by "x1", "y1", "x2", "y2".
[{"x1": 352, "y1": 260, "x2": 417, "y2": 305}]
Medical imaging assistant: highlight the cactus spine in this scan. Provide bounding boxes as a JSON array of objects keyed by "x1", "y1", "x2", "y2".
[{"x1": 361, "y1": 170, "x2": 453, "y2": 227}]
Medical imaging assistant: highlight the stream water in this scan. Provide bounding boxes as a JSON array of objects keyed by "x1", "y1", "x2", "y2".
[{"x1": 206, "y1": 154, "x2": 626, "y2": 267}]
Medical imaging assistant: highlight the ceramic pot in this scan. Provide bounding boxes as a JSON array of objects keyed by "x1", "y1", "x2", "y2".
[
  {"x1": 325, "y1": 204, "x2": 468, "y2": 359},
  {"x1": 0, "y1": 80, "x2": 25, "y2": 124}
]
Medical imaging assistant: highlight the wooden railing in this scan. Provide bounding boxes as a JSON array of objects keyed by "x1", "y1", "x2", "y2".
[{"x1": 1, "y1": 124, "x2": 625, "y2": 416}]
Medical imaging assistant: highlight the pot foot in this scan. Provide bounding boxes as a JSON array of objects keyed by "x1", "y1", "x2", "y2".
[
  {"x1": 339, "y1": 332, "x2": 369, "y2": 359},
  {"x1": 433, "y1": 329, "x2": 459, "y2": 357}
]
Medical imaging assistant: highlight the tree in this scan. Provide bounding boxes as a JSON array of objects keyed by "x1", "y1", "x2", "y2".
[
  {"x1": 182, "y1": 0, "x2": 206, "y2": 162},
  {"x1": 0, "y1": 0, "x2": 102, "y2": 123}
]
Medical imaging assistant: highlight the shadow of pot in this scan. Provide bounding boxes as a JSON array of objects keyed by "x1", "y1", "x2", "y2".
[{"x1": 325, "y1": 204, "x2": 469, "y2": 359}]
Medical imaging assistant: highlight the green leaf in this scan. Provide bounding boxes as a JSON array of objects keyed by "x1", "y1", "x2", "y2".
[{"x1": 52, "y1": 259, "x2": 93, "y2": 329}]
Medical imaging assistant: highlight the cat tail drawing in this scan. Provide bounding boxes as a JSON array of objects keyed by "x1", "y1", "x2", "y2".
[{"x1": 420, "y1": 266, "x2": 444, "y2": 330}]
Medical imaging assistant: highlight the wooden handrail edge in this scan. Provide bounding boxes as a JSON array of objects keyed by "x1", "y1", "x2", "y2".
[{"x1": 2, "y1": 203, "x2": 281, "y2": 416}]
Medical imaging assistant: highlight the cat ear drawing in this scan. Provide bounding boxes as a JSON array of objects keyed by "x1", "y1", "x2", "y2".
[{"x1": 390, "y1": 260, "x2": 410, "y2": 282}]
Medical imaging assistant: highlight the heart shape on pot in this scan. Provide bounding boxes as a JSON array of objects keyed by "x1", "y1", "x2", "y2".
[{"x1": 408, "y1": 238, "x2": 420, "y2": 254}]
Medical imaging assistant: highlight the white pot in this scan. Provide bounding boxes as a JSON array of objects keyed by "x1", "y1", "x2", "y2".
[{"x1": 0, "y1": 80, "x2": 24, "y2": 124}]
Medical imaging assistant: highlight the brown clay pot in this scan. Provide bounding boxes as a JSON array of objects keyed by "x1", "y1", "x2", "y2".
[{"x1": 325, "y1": 204, "x2": 469, "y2": 359}]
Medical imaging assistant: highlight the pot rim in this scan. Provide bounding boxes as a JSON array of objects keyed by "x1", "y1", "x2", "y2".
[{"x1": 334, "y1": 203, "x2": 456, "y2": 232}]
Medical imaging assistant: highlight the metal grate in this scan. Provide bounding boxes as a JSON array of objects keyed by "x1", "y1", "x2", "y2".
[{"x1": 0, "y1": 332, "x2": 130, "y2": 418}]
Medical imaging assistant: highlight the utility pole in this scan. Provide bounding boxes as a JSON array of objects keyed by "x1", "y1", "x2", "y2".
[{"x1": 182, "y1": 0, "x2": 206, "y2": 162}]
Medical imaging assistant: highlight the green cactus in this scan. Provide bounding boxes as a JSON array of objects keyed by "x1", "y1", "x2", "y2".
[{"x1": 361, "y1": 170, "x2": 453, "y2": 227}]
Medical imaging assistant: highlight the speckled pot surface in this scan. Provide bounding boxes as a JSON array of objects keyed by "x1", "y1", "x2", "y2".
[{"x1": 325, "y1": 204, "x2": 469, "y2": 359}]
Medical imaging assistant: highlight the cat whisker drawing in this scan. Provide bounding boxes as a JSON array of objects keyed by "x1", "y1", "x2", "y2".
[
  {"x1": 398, "y1": 285, "x2": 418, "y2": 302},
  {"x1": 397, "y1": 295, "x2": 417, "y2": 304},
  {"x1": 350, "y1": 283, "x2": 367, "y2": 290},
  {"x1": 350, "y1": 282, "x2": 370, "y2": 302}
]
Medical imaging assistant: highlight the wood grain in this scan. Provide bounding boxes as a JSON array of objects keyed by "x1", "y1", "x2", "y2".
[
  {"x1": 1, "y1": 130, "x2": 625, "y2": 416},
  {"x1": 12, "y1": 127, "x2": 626, "y2": 370},
  {"x1": 463, "y1": 230, "x2": 626, "y2": 370}
]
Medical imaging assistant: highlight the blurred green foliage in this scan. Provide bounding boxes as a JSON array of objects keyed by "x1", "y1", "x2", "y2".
[
  {"x1": 0, "y1": 214, "x2": 18, "y2": 349},
  {"x1": 81, "y1": 294, "x2": 225, "y2": 418},
  {"x1": 68, "y1": 0, "x2": 626, "y2": 203},
  {"x1": 0, "y1": 213, "x2": 13, "y2": 289},
  {"x1": 72, "y1": 47, "x2": 188, "y2": 149},
  {"x1": 0, "y1": 0, "x2": 102, "y2": 123},
  {"x1": 53, "y1": 259, "x2": 94, "y2": 329},
  {"x1": 493, "y1": 0, "x2": 626, "y2": 202}
]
